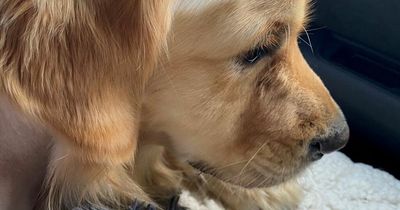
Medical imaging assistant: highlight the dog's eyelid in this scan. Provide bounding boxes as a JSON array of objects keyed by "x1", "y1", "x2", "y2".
[
  {"x1": 238, "y1": 39, "x2": 282, "y2": 66},
  {"x1": 236, "y1": 22, "x2": 288, "y2": 66}
]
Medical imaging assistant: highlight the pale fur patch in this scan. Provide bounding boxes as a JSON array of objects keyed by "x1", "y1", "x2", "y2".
[
  {"x1": 174, "y1": 0, "x2": 228, "y2": 13},
  {"x1": 179, "y1": 190, "x2": 225, "y2": 210}
]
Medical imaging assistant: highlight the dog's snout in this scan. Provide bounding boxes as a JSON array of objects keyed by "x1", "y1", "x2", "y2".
[
  {"x1": 309, "y1": 115, "x2": 349, "y2": 161},
  {"x1": 316, "y1": 123, "x2": 349, "y2": 154}
]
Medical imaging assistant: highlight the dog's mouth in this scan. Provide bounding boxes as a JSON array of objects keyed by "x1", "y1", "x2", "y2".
[
  {"x1": 187, "y1": 160, "x2": 254, "y2": 188},
  {"x1": 187, "y1": 160, "x2": 265, "y2": 189},
  {"x1": 188, "y1": 161, "x2": 220, "y2": 178},
  {"x1": 187, "y1": 157, "x2": 309, "y2": 189}
]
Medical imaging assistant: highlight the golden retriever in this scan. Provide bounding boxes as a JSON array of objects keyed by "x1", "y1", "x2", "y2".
[
  {"x1": 0, "y1": 0, "x2": 349, "y2": 209},
  {"x1": 136, "y1": 0, "x2": 349, "y2": 209}
]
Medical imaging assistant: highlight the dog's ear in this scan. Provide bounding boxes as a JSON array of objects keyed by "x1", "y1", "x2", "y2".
[
  {"x1": 133, "y1": 0, "x2": 172, "y2": 81},
  {"x1": 0, "y1": 0, "x2": 172, "y2": 128},
  {"x1": 1, "y1": 0, "x2": 172, "y2": 209}
]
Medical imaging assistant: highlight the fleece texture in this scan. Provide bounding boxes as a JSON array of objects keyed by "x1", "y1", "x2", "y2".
[{"x1": 179, "y1": 152, "x2": 400, "y2": 210}]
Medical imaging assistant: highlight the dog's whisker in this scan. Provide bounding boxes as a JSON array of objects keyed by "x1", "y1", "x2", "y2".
[
  {"x1": 213, "y1": 159, "x2": 250, "y2": 170},
  {"x1": 255, "y1": 175, "x2": 270, "y2": 188},
  {"x1": 252, "y1": 162, "x2": 283, "y2": 188},
  {"x1": 279, "y1": 166, "x2": 287, "y2": 183},
  {"x1": 302, "y1": 26, "x2": 314, "y2": 54},
  {"x1": 236, "y1": 142, "x2": 268, "y2": 185},
  {"x1": 54, "y1": 154, "x2": 70, "y2": 162},
  {"x1": 299, "y1": 37, "x2": 311, "y2": 48},
  {"x1": 252, "y1": 162, "x2": 278, "y2": 176},
  {"x1": 284, "y1": 24, "x2": 290, "y2": 45},
  {"x1": 216, "y1": 180, "x2": 228, "y2": 201},
  {"x1": 306, "y1": 26, "x2": 327, "y2": 32},
  {"x1": 247, "y1": 172, "x2": 264, "y2": 187}
]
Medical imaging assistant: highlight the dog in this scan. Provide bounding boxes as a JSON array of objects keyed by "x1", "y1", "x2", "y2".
[
  {"x1": 136, "y1": 0, "x2": 349, "y2": 208},
  {"x1": 1, "y1": 0, "x2": 172, "y2": 209},
  {"x1": 1, "y1": 0, "x2": 349, "y2": 209}
]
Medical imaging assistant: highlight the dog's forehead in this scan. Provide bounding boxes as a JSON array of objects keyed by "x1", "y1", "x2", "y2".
[
  {"x1": 174, "y1": 0, "x2": 226, "y2": 13},
  {"x1": 171, "y1": 0, "x2": 308, "y2": 58},
  {"x1": 174, "y1": 0, "x2": 306, "y2": 21},
  {"x1": 174, "y1": 0, "x2": 307, "y2": 40}
]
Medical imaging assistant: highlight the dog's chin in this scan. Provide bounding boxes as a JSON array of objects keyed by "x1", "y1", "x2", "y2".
[{"x1": 188, "y1": 160, "x2": 303, "y2": 189}]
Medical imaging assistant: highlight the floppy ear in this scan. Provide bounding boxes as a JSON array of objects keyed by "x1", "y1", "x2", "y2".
[{"x1": 0, "y1": 0, "x2": 172, "y2": 209}]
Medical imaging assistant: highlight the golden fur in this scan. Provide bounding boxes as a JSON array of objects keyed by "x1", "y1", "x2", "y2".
[
  {"x1": 1, "y1": 0, "x2": 172, "y2": 209},
  {"x1": 1, "y1": 0, "x2": 348, "y2": 209}
]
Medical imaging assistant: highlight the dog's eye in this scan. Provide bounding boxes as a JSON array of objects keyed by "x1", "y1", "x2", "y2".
[{"x1": 241, "y1": 44, "x2": 278, "y2": 65}]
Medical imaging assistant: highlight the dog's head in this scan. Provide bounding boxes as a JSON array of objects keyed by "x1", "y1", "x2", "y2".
[{"x1": 143, "y1": 0, "x2": 349, "y2": 188}]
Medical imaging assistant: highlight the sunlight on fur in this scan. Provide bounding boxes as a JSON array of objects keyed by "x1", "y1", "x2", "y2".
[
  {"x1": 0, "y1": 0, "x2": 349, "y2": 209},
  {"x1": 1, "y1": 0, "x2": 172, "y2": 209}
]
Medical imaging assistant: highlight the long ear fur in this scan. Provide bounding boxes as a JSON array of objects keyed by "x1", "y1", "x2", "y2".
[{"x1": 0, "y1": 0, "x2": 172, "y2": 209}]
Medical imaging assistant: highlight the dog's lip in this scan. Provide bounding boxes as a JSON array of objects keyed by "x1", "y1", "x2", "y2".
[
  {"x1": 188, "y1": 160, "x2": 267, "y2": 189},
  {"x1": 188, "y1": 160, "x2": 258, "y2": 188},
  {"x1": 188, "y1": 160, "x2": 306, "y2": 190},
  {"x1": 188, "y1": 161, "x2": 219, "y2": 177},
  {"x1": 188, "y1": 160, "x2": 245, "y2": 186}
]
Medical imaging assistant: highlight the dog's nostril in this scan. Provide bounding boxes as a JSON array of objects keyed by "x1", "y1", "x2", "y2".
[
  {"x1": 309, "y1": 141, "x2": 320, "y2": 151},
  {"x1": 309, "y1": 141, "x2": 323, "y2": 161}
]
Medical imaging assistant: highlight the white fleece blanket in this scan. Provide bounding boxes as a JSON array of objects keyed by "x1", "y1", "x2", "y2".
[{"x1": 179, "y1": 152, "x2": 400, "y2": 210}]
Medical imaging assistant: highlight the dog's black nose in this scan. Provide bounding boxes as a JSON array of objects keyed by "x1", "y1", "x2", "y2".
[{"x1": 309, "y1": 116, "x2": 349, "y2": 161}]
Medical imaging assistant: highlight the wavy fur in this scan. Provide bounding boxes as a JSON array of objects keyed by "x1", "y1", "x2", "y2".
[{"x1": 0, "y1": 0, "x2": 172, "y2": 209}]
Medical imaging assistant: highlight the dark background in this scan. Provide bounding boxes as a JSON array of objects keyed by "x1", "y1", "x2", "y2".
[{"x1": 299, "y1": 0, "x2": 400, "y2": 178}]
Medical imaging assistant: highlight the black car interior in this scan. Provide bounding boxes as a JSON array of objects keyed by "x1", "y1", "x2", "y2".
[{"x1": 300, "y1": 0, "x2": 400, "y2": 177}]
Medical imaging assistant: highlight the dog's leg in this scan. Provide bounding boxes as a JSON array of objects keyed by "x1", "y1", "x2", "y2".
[{"x1": 132, "y1": 143, "x2": 184, "y2": 208}]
